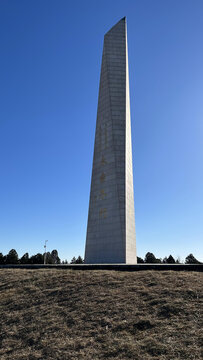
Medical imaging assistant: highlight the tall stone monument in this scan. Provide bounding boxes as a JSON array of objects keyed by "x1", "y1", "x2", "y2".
[{"x1": 85, "y1": 17, "x2": 137, "y2": 264}]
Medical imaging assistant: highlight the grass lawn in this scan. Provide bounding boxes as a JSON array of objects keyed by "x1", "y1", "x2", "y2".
[{"x1": 0, "y1": 269, "x2": 202, "y2": 359}]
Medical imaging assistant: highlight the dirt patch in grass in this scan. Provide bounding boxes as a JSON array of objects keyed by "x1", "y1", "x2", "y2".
[{"x1": 0, "y1": 270, "x2": 202, "y2": 359}]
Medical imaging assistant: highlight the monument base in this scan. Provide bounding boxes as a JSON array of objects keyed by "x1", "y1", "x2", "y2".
[{"x1": 0, "y1": 264, "x2": 202, "y2": 272}]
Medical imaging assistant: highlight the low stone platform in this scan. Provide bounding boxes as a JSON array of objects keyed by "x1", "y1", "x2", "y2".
[{"x1": 0, "y1": 264, "x2": 202, "y2": 271}]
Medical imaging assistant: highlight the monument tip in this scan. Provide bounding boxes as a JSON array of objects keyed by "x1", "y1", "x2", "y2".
[{"x1": 105, "y1": 17, "x2": 126, "y2": 37}]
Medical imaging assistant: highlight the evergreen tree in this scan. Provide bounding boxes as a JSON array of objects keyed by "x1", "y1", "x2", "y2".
[
  {"x1": 137, "y1": 256, "x2": 144, "y2": 263},
  {"x1": 70, "y1": 256, "x2": 77, "y2": 264},
  {"x1": 0, "y1": 253, "x2": 4, "y2": 264},
  {"x1": 30, "y1": 253, "x2": 44, "y2": 264},
  {"x1": 144, "y1": 252, "x2": 157, "y2": 263},
  {"x1": 51, "y1": 250, "x2": 61, "y2": 264},
  {"x1": 20, "y1": 253, "x2": 29, "y2": 264},
  {"x1": 167, "y1": 255, "x2": 176, "y2": 263},
  {"x1": 75, "y1": 256, "x2": 84, "y2": 264},
  {"x1": 6, "y1": 249, "x2": 18, "y2": 264},
  {"x1": 45, "y1": 252, "x2": 53, "y2": 264},
  {"x1": 185, "y1": 254, "x2": 200, "y2": 264}
]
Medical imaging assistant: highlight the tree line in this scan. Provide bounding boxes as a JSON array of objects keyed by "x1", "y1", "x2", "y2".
[
  {"x1": 0, "y1": 249, "x2": 201, "y2": 265},
  {"x1": 137, "y1": 252, "x2": 201, "y2": 264},
  {"x1": 0, "y1": 249, "x2": 84, "y2": 265}
]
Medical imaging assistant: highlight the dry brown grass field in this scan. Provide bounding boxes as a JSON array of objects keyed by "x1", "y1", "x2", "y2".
[{"x1": 0, "y1": 269, "x2": 202, "y2": 360}]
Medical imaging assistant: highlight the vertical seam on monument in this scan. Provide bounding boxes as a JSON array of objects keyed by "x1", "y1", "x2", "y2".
[
  {"x1": 84, "y1": 40, "x2": 105, "y2": 262},
  {"x1": 125, "y1": 19, "x2": 137, "y2": 263},
  {"x1": 84, "y1": 66, "x2": 99, "y2": 260},
  {"x1": 123, "y1": 19, "x2": 127, "y2": 262},
  {"x1": 125, "y1": 21, "x2": 127, "y2": 263}
]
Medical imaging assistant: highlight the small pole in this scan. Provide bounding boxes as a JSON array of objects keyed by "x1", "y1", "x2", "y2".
[{"x1": 44, "y1": 240, "x2": 48, "y2": 264}]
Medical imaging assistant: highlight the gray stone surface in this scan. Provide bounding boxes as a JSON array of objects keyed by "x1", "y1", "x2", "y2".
[{"x1": 85, "y1": 18, "x2": 137, "y2": 264}]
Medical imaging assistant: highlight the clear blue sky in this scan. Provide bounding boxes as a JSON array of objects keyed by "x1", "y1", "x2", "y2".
[{"x1": 0, "y1": 0, "x2": 202, "y2": 262}]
